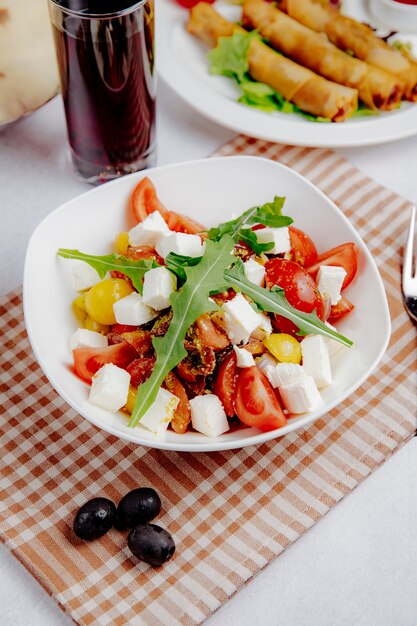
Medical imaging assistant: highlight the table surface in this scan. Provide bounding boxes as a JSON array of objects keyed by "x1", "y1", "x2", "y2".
[{"x1": 1, "y1": 84, "x2": 417, "y2": 626}]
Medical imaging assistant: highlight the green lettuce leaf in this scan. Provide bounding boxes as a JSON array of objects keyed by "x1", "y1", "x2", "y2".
[
  {"x1": 57, "y1": 249, "x2": 158, "y2": 294},
  {"x1": 128, "y1": 236, "x2": 235, "y2": 427},
  {"x1": 208, "y1": 31, "x2": 254, "y2": 83}
]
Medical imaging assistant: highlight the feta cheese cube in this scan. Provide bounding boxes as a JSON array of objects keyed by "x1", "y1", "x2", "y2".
[
  {"x1": 256, "y1": 355, "x2": 307, "y2": 388},
  {"x1": 72, "y1": 261, "x2": 100, "y2": 291},
  {"x1": 140, "y1": 388, "x2": 179, "y2": 435},
  {"x1": 233, "y1": 346, "x2": 255, "y2": 368},
  {"x1": 156, "y1": 232, "x2": 204, "y2": 259},
  {"x1": 301, "y1": 335, "x2": 332, "y2": 388},
  {"x1": 251, "y1": 312, "x2": 272, "y2": 340},
  {"x1": 69, "y1": 328, "x2": 108, "y2": 352},
  {"x1": 142, "y1": 267, "x2": 177, "y2": 310},
  {"x1": 222, "y1": 294, "x2": 261, "y2": 344},
  {"x1": 113, "y1": 292, "x2": 158, "y2": 326},
  {"x1": 128, "y1": 211, "x2": 170, "y2": 247},
  {"x1": 255, "y1": 227, "x2": 291, "y2": 255},
  {"x1": 243, "y1": 258, "x2": 265, "y2": 287},
  {"x1": 190, "y1": 394, "x2": 229, "y2": 438},
  {"x1": 317, "y1": 265, "x2": 346, "y2": 305},
  {"x1": 89, "y1": 364, "x2": 130, "y2": 412},
  {"x1": 279, "y1": 376, "x2": 322, "y2": 414}
]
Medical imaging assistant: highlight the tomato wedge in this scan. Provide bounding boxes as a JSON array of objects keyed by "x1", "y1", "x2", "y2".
[
  {"x1": 306, "y1": 243, "x2": 357, "y2": 289},
  {"x1": 163, "y1": 371, "x2": 191, "y2": 434},
  {"x1": 130, "y1": 177, "x2": 169, "y2": 225},
  {"x1": 288, "y1": 226, "x2": 318, "y2": 267},
  {"x1": 327, "y1": 296, "x2": 355, "y2": 322},
  {"x1": 214, "y1": 351, "x2": 238, "y2": 417},
  {"x1": 73, "y1": 343, "x2": 137, "y2": 384},
  {"x1": 129, "y1": 176, "x2": 205, "y2": 234},
  {"x1": 234, "y1": 367, "x2": 286, "y2": 432},
  {"x1": 265, "y1": 258, "x2": 325, "y2": 336}
]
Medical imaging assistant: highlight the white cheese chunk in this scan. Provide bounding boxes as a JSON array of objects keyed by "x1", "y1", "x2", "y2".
[
  {"x1": 301, "y1": 335, "x2": 332, "y2": 388},
  {"x1": 243, "y1": 258, "x2": 265, "y2": 287},
  {"x1": 222, "y1": 294, "x2": 261, "y2": 344},
  {"x1": 156, "y1": 232, "x2": 204, "y2": 259},
  {"x1": 128, "y1": 211, "x2": 170, "y2": 247},
  {"x1": 251, "y1": 312, "x2": 272, "y2": 340},
  {"x1": 317, "y1": 265, "x2": 346, "y2": 305},
  {"x1": 279, "y1": 376, "x2": 322, "y2": 414},
  {"x1": 256, "y1": 355, "x2": 307, "y2": 389},
  {"x1": 255, "y1": 227, "x2": 291, "y2": 255},
  {"x1": 72, "y1": 261, "x2": 100, "y2": 291},
  {"x1": 113, "y1": 292, "x2": 158, "y2": 326},
  {"x1": 142, "y1": 267, "x2": 177, "y2": 311},
  {"x1": 69, "y1": 328, "x2": 108, "y2": 352},
  {"x1": 140, "y1": 388, "x2": 179, "y2": 435},
  {"x1": 233, "y1": 346, "x2": 255, "y2": 368},
  {"x1": 89, "y1": 364, "x2": 130, "y2": 412},
  {"x1": 190, "y1": 394, "x2": 229, "y2": 438}
]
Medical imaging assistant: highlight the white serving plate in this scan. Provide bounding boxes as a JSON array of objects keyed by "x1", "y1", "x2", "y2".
[
  {"x1": 157, "y1": 0, "x2": 417, "y2": 147},
  {"x1": 23, "y1": 156, "x2": 390, "y2": 451}
]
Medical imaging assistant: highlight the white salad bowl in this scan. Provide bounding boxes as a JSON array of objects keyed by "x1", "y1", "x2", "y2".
[{"x1": 23, "y1": 156, "x2": 390, "y2": 452}]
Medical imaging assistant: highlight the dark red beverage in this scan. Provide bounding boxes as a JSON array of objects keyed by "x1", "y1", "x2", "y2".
[{"x1": 49, "y1": 0, "x2": 156, "y2": 183}]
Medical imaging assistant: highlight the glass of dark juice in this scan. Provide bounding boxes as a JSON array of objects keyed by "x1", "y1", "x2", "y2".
[{"x1": 48, "y1": 0, "x2": 156, "y2": 184}]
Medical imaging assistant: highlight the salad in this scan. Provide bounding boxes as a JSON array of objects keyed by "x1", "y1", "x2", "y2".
[{"x1": 58, "y1": 177, "x2": 358, "y2": 439}]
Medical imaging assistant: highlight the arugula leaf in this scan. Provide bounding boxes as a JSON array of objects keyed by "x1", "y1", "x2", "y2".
[
  {"x1": 239, "y1": 228, "x2": 274, "y2": 254},
  {"x1": 57, "y1": 249, "x2": 157, "y2": 294},
  {"x1": 208, "y1": 196, "x2": 292, "y2": 243},
  {"x1": 225, "y1": 261, "x2": 353, "y2": 347},
  {"x1": 165, "y1": 252, "x2": 202, "y2": 283},
  {"x1": 128, "y1": 236, "x2": 235, "y2": 427}
]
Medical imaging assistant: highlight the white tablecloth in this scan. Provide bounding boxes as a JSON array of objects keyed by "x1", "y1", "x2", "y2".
[{"x1": 1, "y1": 84, "x2": 416, "y2": 626}]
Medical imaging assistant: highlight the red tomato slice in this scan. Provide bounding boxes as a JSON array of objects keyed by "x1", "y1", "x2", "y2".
[
  {"x1": 129, "y1": 177, "x2": 205, "y2": 234},
  {"x1": 163, "y1": 371, "x2": 191, "y2": 434},
  {"x1": 327, "y1": 296, "x2": 355, "y2": 322},
  {"x1": 126, "y1": 357, "x2": 155, "y2": 387},
  {"x1": 306, "y1": 243, "x2": 358, "y2": 289},
  {"x1": 195, "y1": 314, "x2": 230, "y2": 350},
  {"x1": 265, "y1": 258, "x2": 325, "y2": 336},
  {"x1": 288, "y1": 226, "x2": 318, "y2": 267},
  {"x1": 130, "y1": 177, "x2": 169, "y2": 225},
  {"x1": 234, "y1": 366, "x2": 286, "y2": 432},
  {"x1": 174, "y1": 0, "x2": 215, "y2": 7},
  {"x1": 214, "y1": 351, "x2": 238, "y2": 417},
  {"x1": 166, "y1": 212, "x2": 206, "y2": 235},
  {"x1": 73, "y1": 343, "x2": 137, "y2": 384}
]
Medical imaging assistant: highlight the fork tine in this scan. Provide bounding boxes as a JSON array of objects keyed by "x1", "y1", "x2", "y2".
[{"x1": 403, "y1": 206, "x2": 416, "y2": 293}]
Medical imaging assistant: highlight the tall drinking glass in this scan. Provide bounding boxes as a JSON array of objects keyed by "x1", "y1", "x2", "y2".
[{"x1": 48, "y1": 0, "x2": 156, "y2": 184}]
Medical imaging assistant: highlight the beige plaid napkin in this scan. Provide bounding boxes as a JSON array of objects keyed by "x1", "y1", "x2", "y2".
[{"x1": 0, "y1": 137, "x2": 416, "y2": 626}]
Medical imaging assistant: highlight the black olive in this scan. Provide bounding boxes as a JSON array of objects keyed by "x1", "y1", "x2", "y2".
[
  {"x1": 73, "y1": 497, "x2": 116, "y2": 541},
  {"x1": 128, "y1": 524, "x2": 175, "y2": 567},
  {"x1": 116, "y1": 487, "x2": 161, "y2": 530}
]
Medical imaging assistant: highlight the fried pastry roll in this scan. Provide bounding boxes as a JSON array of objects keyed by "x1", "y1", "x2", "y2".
[
  {"x1": 242, "y1": 0, "x2": 404, "y2": 110},
  {"x1": 187, "y1": 3, "x2": 358, "y2": 122}
]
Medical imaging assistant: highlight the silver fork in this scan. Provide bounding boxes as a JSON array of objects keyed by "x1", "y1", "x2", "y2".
[{"x1": 402, "y1": 205, "x2": 417, "y2": 324}]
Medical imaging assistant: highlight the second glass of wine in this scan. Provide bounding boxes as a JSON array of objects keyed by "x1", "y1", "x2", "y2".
[{"x1": 48, "y1": 0, "x2": 156, "y2": 184}]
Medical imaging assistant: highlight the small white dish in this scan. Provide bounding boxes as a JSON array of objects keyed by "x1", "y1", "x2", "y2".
[
  {"x1": 370, "y1": 0, "x2": 417, "y2": 33},
  {"x1": 23, "y1": 156, "x2": 390, "y2": 452},
  {"x1": 157, "y1": 0, "x2": 417, "y2": 147}
]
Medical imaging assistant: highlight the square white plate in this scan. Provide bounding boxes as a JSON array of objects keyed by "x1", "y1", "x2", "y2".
[{"x1": 23, "y1": 156, "x2": 390, "y2": 451}]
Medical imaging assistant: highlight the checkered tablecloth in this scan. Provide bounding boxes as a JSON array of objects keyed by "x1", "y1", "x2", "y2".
[{"x1": 0, "y1": 137, "x2": 415, "y2": 625}]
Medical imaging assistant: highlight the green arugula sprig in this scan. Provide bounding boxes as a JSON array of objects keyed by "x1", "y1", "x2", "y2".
[
  {"x1": 165, "y1": 252, "x2": 202, "y2": 283},
  {"x1": 57, "y1": 249, "x2": 158, "y2": 294},
  {"x1": 128, "y1": 236, "x2": 235, "y2": 427},
  {"x1": 225, "y1": 260, "x2": 353, "y2": 347},
  {"x1": 208, "y1": 196, "x2": 292, "y2": 244}
]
